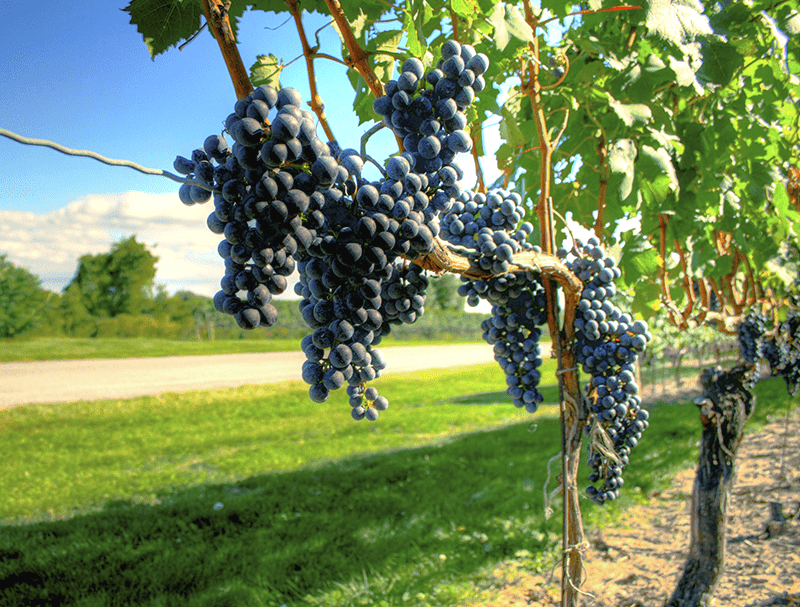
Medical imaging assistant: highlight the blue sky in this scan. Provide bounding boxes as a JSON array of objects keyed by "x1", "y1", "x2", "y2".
[{"x1": 0, "y1": 1, "x2": 503, "y2": 297}]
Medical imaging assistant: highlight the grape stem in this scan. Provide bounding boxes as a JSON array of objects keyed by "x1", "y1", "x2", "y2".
[{"x1": 0, "y1": 127, "x2": 216, "y2": 191}]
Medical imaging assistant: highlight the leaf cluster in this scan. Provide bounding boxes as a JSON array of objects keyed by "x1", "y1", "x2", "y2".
[{"x1": 124, "y1": 0, "x2": 800, "y2": 324}]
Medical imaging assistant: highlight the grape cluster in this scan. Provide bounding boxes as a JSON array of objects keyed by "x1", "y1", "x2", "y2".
[
  {"x1": 435, "y1": 189, "x2": 549, "y2": 411},
  {"x1": 380, "y1": 263, "x2": 428, "y2": 326},
  {"x1": 372, "y1": 39, "x2": 488, "y2": 203},
  {"x1": 440, "y1": 190, "x2": 534, "y2": 273},
  {"x1": 737, "y1": 310, "x2": 767, "y2": 364},
  {"x1": 175, "y1": 42, "x2": 486, "y2": 419},
  {"x1": 753, "y1": 309, "x2": 800, "y2": 396},
  {"x1": 560, "y1": 238, "x2": 652, "y2": 505}
]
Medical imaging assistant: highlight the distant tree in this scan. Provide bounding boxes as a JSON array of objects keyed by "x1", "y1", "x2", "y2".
[
  {"x1": 160, "y1": 290, "x2": 218, "y2": 340},
  {"x1": 63, "y1": 236, "x2": 158, "y2": 320},
  {"x1": 427, "y1": 273, "x2": 464, "y2": 312},
  {"x1": 0, "y1": 254, "x2": 52, "y2": 338}
]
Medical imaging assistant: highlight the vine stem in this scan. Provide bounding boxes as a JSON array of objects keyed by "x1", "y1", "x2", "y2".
[
  {"x1": 286, "y1": 0, "x2": 336, "y2": 143},
  {"x1": 322, "y1": 0, "x2": 384, "y2": 99},
  {"x1": 0, "y1": 127, "x2": 212, "y2": 190},
  {"x1": 201, "y1": 0, "x2": 253, "y2": 101},
  {"x1": 520, "y1": 1, "x2": 586, "y2": 604}
]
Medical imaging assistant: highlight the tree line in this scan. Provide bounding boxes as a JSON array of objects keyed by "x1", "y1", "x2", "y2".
[{"x1": 0, "y1": 235, "x2": 478, "y2": 341}]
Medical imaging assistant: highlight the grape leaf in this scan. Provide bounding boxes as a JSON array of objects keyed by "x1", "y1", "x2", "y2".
[
  {"x1": 250, "y1": 54, "x2": 283, "y2": 89},
  {"x1": 402, "y1": 6, "x2": 425, "y2": 58},
  {"x1": 698, "y1": 41, "x2": 743, "y2": 85},
  {"x1": 489, "y1": 4, "x2": 510, "y2": 51},
  {"x1": 499, "y1": 105, "x2": 526, "y2": 147},
  {"x1": 123, "y1": 0, "x2": 204, "y2": 59},
  {"x1": 505, "y1": 5, "x2": 534, "y2": 44},
  {"x1": 645, "y1": 0, "x2": 713, "y2": 45},
  {"x1": 451, "y1": 0, "x2": 477, "y2": 18},
  {"x1": 609, "y1": 98, "x2": 652, "y2": 127},
  {"x1": 633, "y1": 274, "x2": 663, "y2": 318},
  {"x1": 350, "y1": 75, "x2": 377, "y2": 125},
  {"x1": 608, "y1": 139, "x2": 636, "y2": 200}
]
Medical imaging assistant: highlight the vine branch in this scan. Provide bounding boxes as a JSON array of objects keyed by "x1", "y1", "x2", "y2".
[
  {"x1": 286, "y1": 0, "x2": 336, "y2": 142},
  {"x1": 201, "y1": 0, "x2": 253, "y2": 100},
  {"x1": 323, "y1": 0, "x2": 384, "y2": 99}
]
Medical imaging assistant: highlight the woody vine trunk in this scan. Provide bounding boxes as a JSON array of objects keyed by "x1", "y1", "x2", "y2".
[{"x1": 667, "y1": 365, "x2": 756, "y2": 607}]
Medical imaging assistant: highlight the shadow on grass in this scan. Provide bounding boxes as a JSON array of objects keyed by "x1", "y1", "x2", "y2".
[
  {"x1": 0, "y1": 386, "x2": 749, "y2": 607},
  {"x1": 448, "y1": 384, "x2": 560, "y2": 406},
  {"x1": 0, "y1": 421, "x2": 563, "y2": 607}
]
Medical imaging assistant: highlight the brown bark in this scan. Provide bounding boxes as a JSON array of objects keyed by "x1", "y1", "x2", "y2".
[
  {"x1": 201, "y1": 0, "x2": 253, "y2": 100},
  {"x1": 667, "y1": 365, "x2": 756, "y2": 607},
  {"x1": 322, "y1": 0, "x2": 384, "y2": 99}
]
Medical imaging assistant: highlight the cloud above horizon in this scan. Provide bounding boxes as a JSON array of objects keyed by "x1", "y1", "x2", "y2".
[{"x1": 0, "y1": 191, "x2": 234, "y2": 298}]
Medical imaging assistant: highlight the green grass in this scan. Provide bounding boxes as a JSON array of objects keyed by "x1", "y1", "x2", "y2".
[
  {"x1": 0, "y1": 369, "x2": 794, "y2": 607},
  {"x1": 0, "y1": 335, "x2": 482, "y2": 362}
]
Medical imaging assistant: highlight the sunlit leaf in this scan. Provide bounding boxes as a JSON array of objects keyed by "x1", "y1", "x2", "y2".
[
  {"x1": 609, "y1": 98, "x2": 652, "y2": 127},
  {"x1": 505, "y1": 5, "x2": 534, "y2": 44},
  {"x1": 451, "y1": 0, "x2": 477, "y2": 18},
  {"x1": 489, "y1": 3, "x2": 509, "y2": 51},
  {"x1": 645, "y1": 0, "x2": 713, "y2": 45},
  {"x1": 250, "y1": 54, "x2": 283, "y2": 89},
  {"x1": 608, "y1": 139, "x2": 636, "y2": 200},
  {"x1": 123, "y1": 0, "x2": 204, "y2": 59}
]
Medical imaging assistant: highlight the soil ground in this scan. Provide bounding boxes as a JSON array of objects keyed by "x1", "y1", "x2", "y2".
[{"x1": 467, "y1": 378, "x2": 800, "y2": 607}]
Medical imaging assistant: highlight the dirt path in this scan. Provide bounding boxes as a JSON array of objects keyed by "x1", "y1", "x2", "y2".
[
  {"x1": 0, "y1": 343, "x2": 509, "y2": 408},
  {"x1": 467, "y1": 397, "x2": 800, "y2": 607}
]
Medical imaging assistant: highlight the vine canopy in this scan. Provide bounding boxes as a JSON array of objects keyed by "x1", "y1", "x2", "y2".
[{"x1": 124, "y1": 0, "x2": 800, "y2": 327}]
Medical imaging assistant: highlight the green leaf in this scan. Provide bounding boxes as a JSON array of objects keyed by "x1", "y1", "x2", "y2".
[
  {"x1": 608, "y1": 98, "x2": 652, "y2": 127},
  {"x1": 608, "y1": 139, "x2": 637, "y2": 200},
  {"x1": 250, "y1": 54, "x2": 283, "y2": 89},
  {"x1": 667, "y1": 55, "x2": 703, "y2": 94},
  {"x1": 451, "y1": 0, "x2": 476, "y2": 18},
  {"x1": 620, "y1": 245, "x2": 662, "y2": 284},
  {"x1": 123, "y1": 0, "x2": 204, "y2": 59},
  {"x1": 699, "y1": 41, "x2": 744, "y2": 85},
  {"x1": 499, "y1": 105, "x2": 526, "y2": 147},
  {"x1": 639, "y1": 145, "x2": 678, "y2": 193},
  {"x1": 645, "y1": 0, "x2": 713, "y2": 46},
  {"x1": 403, "y1": 8, "x2": 424, "y2": 58},
  {"x1": 632, "y1": 280, "x2": 663, "y2": 319},
  {"x1": 505, "y1": 5, "x2": 534, "y2": 44},
  {"x1": 489, "y1": 4, "x2": 509, "y2": 51},
  {"x1": 351, "y1": 75, "x2": 377, "y2": 125}
]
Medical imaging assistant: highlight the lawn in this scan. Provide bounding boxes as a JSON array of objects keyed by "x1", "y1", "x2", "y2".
[
  {"x1": 0, "y1": 335, "x2": 483, "y2": 362},
  {"x1": 0, "y1": 365, "x2": 793, "y2": 607}
]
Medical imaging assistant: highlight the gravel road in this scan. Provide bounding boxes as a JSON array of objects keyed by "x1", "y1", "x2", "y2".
[{"x1": 0, "y1": 343, "x2": 509, "y2": 408}]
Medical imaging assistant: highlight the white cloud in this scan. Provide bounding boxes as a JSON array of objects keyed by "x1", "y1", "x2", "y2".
[{"x1": 0, "y1": 191, "x2": 230, "y2": 297}]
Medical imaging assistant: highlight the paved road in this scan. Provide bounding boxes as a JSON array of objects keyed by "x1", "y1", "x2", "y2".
[{"x1": 0, "y1": 343, "x2": 509, "y2": 408}]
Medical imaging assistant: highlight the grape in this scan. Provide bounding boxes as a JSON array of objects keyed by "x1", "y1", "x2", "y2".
[
  {"x1": 737, "y1": 310, "x2": 767, "y2": 364},
  {"x1": 175, "y1": 41, "x2": 488, "y2": 420},
  {"x1": 560, "y1": 238, "x2": 652, "y2": 504}
]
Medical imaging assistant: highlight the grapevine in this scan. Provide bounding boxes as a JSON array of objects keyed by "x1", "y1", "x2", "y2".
[{"x1": 173, "y1": 39, "x2": 654, "y2": 515}]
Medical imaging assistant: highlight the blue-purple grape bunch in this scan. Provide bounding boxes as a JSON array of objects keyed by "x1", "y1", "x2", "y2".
[
  {"x1": 737, "y1": 310, "x2": 767, "y2": 364},
  {"x1": 750, "y1": 309, "x2": 800, "y2": 396},
  {"x1": 371, "y1": 39, "x2": 488, "y2": 205},
  {"x1": 174, "y1": 41, "x2": 487, "y2": 419},
  {"x1": 560, "y1": 237, "x2": 652, "y2": 505},
  {"x1": 439, "y1": 189, "x2": 548, "y2": 411}
]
